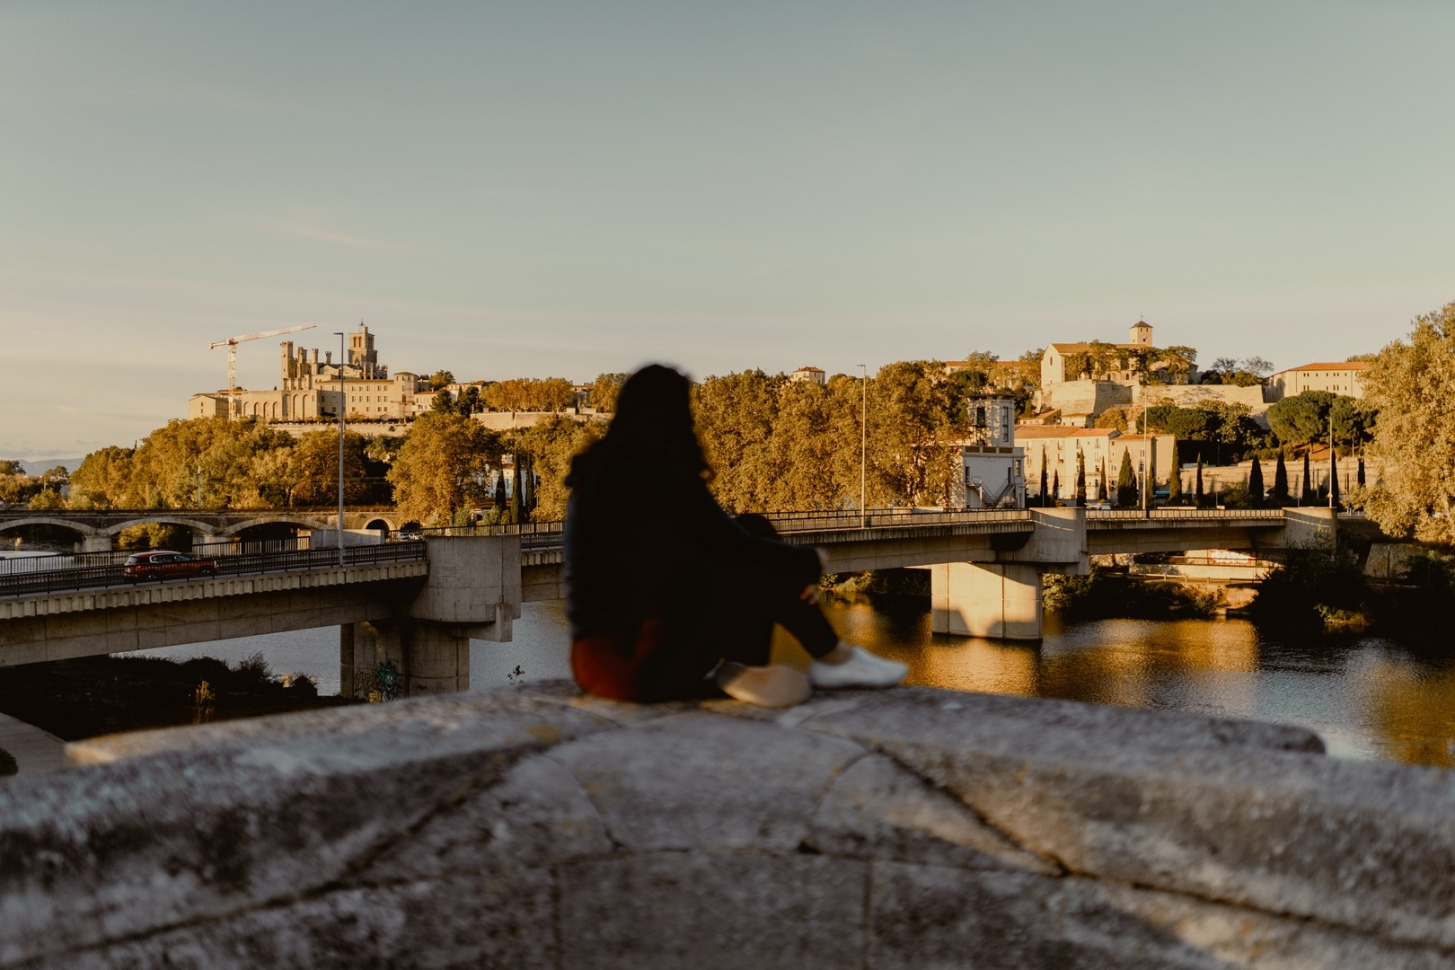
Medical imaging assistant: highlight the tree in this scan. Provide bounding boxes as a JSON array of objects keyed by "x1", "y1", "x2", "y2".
[
  {"x1": 1248, "y1": 457, "x2": 1265, "y2": 507},
  {"x1": 589, "y1": 372, "x2": 628, "y2": 413},
  {"x1": 507, "y1": 415, "x2": 606, "y2": 520},
  {"x1": 1098, "y1": 458, "x2": 1108, "y2": 504},
  {"x1": 1039, "y1": 448, "x2": 1049, "y2": 507},
  {"x1": 1074, "y1": 451, "x2": 1086, "y2": 507},
  {"x1": 456, "y1": 386, "x2": 481, "y2": 416},
  {"x1": 1357, "y1": 457, "x2": 1366, "y2": 488},
  {"x1": 1358, "y1": 302, "x2": 1455, "y2": 541},
  {"x1": 282, "y1": 431, "x2": 372, "y2": 506},
  {"x1": 67, "y1": 446, "x2": 135, "y2": 509},
  {"x1": 1116, "y1": 450, "x2": 1137, "y2": 507},
  {"x1": 1194, "y1": 457, "x2": 1205, "y2": 508},
  {"x1": 428, "y1": 370, "x2": 455, "y2": 391},
  {"x1": 1271, "y1": 453, "x2": 1290, "y2": 504},
  {"x1": 1330, "y1": 457, "x2": 1341, "y2": 510},
  {"x1": 1300, "y1": 452, "x2": 1314, "y2": 505},
  {"x1": 1051, "y1": 469, "x2": 1060, "y2": 506},
  {"x1": 387, "y1": 412, "x2": 502, "y2": 526},
  {"x1": 431, "y1": 390, "x2": 455, "y2": 414},
  {"x1": 1268, "y1": 391, "x2": 1338, "y2": 448}
]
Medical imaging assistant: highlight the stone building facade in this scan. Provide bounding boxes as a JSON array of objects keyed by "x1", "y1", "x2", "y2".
[
  {"x1": 190, "y1": 325, "x2": 428, "y2": 423},
  {"x1": 1265, "y1": 361, "x2": 1370, "y2": 401}
]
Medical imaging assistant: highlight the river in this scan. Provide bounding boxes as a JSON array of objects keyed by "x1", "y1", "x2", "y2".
[{"x1": 138, "y1": 597, "x2": 1455, "y2": 769}]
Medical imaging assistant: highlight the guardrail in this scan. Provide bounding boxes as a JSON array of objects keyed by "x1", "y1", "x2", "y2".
[
  {"x1": 0, "y1": 542, "x2": 426, "y2": 600},
  {"x1": 0, "y1": 536, "x2": 319, "y2": 577},
  {"x1": 1086, "y1": 508, "x2": 1287, "y2": 523},
  {"x1": 420, "y1": 508, "x2": 1035, "y2": 545}
]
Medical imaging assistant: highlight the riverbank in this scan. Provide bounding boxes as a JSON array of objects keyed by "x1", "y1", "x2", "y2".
[{"x1": 0, "y1": 654, "x2": 361, "y2": 742}]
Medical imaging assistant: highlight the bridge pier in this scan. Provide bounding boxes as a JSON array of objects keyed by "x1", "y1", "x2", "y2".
[
  {"x1": 340, "y1": 620, "x2": 471, "y2": 699},
  {"x1": 79, "y1": 535, "x2": 111, "y2": 553},
  {"x1": 930, "y1": 562, "x2": 1045, "y2": 641}
]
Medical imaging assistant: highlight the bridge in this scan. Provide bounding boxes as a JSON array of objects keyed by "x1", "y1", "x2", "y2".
[
  {"x1": 0, "y1": 507, "x2": 1338, "y2": 695},
  {"x1": 0, "y1": 508, "x2": 407, "y2": 551}
]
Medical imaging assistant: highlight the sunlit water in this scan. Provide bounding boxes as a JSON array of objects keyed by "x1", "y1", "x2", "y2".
[{"x1": 140, "y1": 598, "x2": 1455, "y2": 768}]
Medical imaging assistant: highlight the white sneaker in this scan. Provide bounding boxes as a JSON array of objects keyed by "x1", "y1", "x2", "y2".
[
  {"x1": 714, "y1": 662, "x2": 812, "y2": 708},
  {"x1": 809, "y1": 647, "x2": 908, "y2": 689}
]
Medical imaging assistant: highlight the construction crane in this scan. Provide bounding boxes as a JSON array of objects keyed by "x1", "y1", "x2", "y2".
[{"x1": 207, "y1": 324, "x2": 317, "y2": 419}]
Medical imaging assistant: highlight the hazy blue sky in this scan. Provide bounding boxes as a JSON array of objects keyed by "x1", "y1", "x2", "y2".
[{"x1": 3, "y1": 1, "x2": 1453, "y2": 459}]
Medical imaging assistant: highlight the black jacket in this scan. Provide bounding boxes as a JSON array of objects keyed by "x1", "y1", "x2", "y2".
[{"x1": 564, "y1": 445, "x2": 821, "y2": 640}]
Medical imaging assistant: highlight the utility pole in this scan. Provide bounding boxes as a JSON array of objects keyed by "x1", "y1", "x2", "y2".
[
  {"x1": 859, "y1": 364, "x2": 868, "y2": 529},
  {"x1": 334, "y1": 331, "x2": 346, "y2": 567}
]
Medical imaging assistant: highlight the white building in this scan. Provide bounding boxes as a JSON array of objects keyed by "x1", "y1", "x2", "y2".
[
  {"x1": 956, "y1": 397, "x2": 1025, "y2": 508},
  {"x1": 1264, "y1": 361, "x2": 1370, "y2": 401}
]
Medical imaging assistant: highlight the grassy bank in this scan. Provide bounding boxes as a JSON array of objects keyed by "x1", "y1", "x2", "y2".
[{"x1": 0, "y1": 654, "x2": 360, "y2": 742}]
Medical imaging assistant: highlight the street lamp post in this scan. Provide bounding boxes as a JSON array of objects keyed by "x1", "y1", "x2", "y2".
[
  {"x1": 334, "y1": 332, "x2": 346, "y2": 566},
  {"x1": 859, "y1": 364, "x2": 867, "y2": 529}
]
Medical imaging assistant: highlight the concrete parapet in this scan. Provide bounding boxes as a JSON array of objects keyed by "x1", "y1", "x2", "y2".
[{"x1": 1, "y1": 684, "x2": 1449, "y2": 967}]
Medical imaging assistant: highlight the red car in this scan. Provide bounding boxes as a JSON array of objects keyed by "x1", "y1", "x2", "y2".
[{"x1": 122, "y1": 550, "x2": 219, "y2": 582}]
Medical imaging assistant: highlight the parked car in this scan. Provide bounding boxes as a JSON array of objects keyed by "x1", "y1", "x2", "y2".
[{"x1": 122, "y1": 550, "x2": 219, "y2": 582}]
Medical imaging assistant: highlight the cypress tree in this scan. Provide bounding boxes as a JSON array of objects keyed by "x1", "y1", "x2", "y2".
[
  {"x1": 1194, "y1": 456, "x2": 1205, "y2": 508},
  {"x1": 1039, "y1": 448, "x2": 1049, "y2": 507},
  {"x1": 1116, "y1": 449, "x2": 1137, "y2": 507},
  {"x1": 1074, "y1": 451, "x2": 1087, "y2": 507},
  {"x1": 1051, "y1": 469, "x2": 1060, "y2": 507},
  {"x1": 1166, "y1": 442, "x2": 1182, "y2": 505},
  {"x1": 509, "y1": 453, "x2": 527, "y2": 524},
  {"x1": 1357, "y1": 457, "x2": 1366, "y2": 488},
  {"x1": 1272, "y1": 453, "x2": 1290, "y2": 504},
  {"x1": 1098, "y1": 458, "x2": 1108, "y2": 504},
  {"x1": 1330, "y1": 460, "x2": 1341, "y2": 509},
  {"x1": 492, "y1": 473, "x2": 507, "y2": 514},
  {"x1": 1300, "y1": 452, "x2": 1314, "y2": 505},
  {"x1": 1247, "y1": 457, "x2": 1264, "y2": 507}
]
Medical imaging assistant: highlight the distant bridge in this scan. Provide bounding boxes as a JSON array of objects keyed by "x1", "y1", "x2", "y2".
[
  {"x1": 0, "y1": 508, "x2": 405, "y2": 551},
  {"x1": 0, "y1": 507, "x2": 1338, "y2": 693}
]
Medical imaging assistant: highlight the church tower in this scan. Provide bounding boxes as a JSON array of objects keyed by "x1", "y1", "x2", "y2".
[{"x1": 1128, "y1": 319, "x2": 1153, "y2": 346}]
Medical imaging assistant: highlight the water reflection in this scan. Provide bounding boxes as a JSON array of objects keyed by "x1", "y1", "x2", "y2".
[{"x1": 143, "y1": 596, "x2": 1455, "y2": 769}]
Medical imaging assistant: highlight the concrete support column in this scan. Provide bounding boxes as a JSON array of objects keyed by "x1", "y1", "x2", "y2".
[
  {"x1": 80, "y1": 535, "x2": 112, "y2": 553},
  {"x1": 931, "y1": 562, "x2": 1044, "y2": 641},
  {"x1": 342, "y1": 621, "x2": 408, "y2": 700},
  {"x1": 403, "y1": 624, "x2": 471, "y2": 696}
]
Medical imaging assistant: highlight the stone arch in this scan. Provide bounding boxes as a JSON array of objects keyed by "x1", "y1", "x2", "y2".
[
  {"x1": 0, "y1": 517, "x2": 101, "y2": 548},
  {"x1": 363, "y1": 517, "x2": 395, "y2": 536},
  {"x1": 101, "y1": 517, "x2": 220, "y2": 539},
  {"x1": 221, "y1": 514, "x2": 333, "y2": 539},
  {"x1": 293, "y1": 394, "x2": 302, "y2": 419}
]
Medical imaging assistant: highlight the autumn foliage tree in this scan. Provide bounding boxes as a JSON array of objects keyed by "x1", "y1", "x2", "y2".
[
  {"x1": 1363, "y1": 301, "x2": 1455, "y2": 542},
  {"x1": 387, "y1": 413, "x2": 503, "y2": 526}
]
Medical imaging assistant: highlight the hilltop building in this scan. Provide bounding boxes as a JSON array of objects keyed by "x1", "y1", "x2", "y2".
[
  {"x1": 1265, "y1": 361, "x2": 1370, "y2": 402},
  {"x1": 789, "y1": 366, "x2": 826, "y2": 386},
  {"x1": 1039, "y1": 320, "x2": 1181, "y2": 388},
  {"x1": 190, "y1": 325, "x2": 429, "y2": 423}
]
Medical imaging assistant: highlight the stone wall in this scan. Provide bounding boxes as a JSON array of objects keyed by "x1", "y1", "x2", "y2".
[
  {"x1": 1135, "y1": 382, "x2": 1268, "y2": 414},
  {"x1": 1040, "y1": 380, "x2": 1132, "y2": 420},
  {"x1": 4, "y1": 684, "x2": 1454, "y2": 967}
]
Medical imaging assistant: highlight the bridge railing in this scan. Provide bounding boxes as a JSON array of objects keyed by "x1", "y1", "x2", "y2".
[
  {"x1": 0, "y1": 542, "x2": 426, "y2": 600},
  {"x1": 0, "y1": 536, "x2": 320, "y2": 577},
  {"x1": 1085, "y1": 508, "x2": 1287, "y2": 523},
  {"x1": 419, "y1": 507, "x2": 1036, "y2": 550}
]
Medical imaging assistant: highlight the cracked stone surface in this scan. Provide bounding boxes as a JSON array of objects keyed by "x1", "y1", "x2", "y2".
[{"x1": 0, "y1": 680, "x2": 1451, "y2": 968}]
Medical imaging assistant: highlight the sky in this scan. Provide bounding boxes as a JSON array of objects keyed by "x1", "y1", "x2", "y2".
[{"x1": 3, "y1": 1, "x2": 1453, "y2": 460}]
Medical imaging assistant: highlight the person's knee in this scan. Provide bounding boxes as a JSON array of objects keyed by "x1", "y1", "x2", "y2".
[{"x1": 735, "y1": 512, "x2": 780, "y2": 539}]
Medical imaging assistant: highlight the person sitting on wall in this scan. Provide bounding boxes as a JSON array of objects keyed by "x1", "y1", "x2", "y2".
[{"x1": 564, "y1": 364, "x2": 907, "y2": 708}]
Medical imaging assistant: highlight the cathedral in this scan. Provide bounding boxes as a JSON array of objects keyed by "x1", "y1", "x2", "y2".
[{"x1": 189, "y1": 325, "x2": 428, "y2": 423}]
